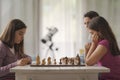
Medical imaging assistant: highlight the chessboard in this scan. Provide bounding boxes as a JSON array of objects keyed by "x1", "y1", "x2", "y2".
[
  {"x1": 33, "y1": 54, "x2": 85, "y2": 67},
  {"x1": 30, "y1": 63, "x2": 85, "y2": 67}
]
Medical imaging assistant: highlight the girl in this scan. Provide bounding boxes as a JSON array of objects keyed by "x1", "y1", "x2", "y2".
[
  {"x1": 0, "y1": 19, "x2": 31, "y2": 80},
  {"x1": 85, "y1": 16, "x2": 120, "y2": 80}
]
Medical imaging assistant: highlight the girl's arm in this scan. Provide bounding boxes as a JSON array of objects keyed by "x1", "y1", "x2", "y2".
[
  {"x1": 85, "y1": 44, "x2": 107, "y2": 66},
  {"x1": 0, "y1": 59, "x2": 17, "y2": 77},
  {"x1": 85, "y1": 33, "x2": 107, "y2": 66},
  {"x1": 85, "y1": 42, "x2": 92, "y2": 56},
  {"x1": 85, "y1": 42, "x2": 97, "y2": 60}
]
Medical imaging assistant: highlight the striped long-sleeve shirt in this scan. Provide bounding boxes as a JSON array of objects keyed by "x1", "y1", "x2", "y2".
[{"x1": 0, "y1": 41, "x2": 31, "y2": 78}]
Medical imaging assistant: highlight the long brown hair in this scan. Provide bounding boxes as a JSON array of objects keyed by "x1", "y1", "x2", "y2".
[
  {"x1": 0, "y1": 19, "x2": 27, "y2": 58},
  {"x1": 88, "y1": 16, "x2": 120, "y2": 56}
]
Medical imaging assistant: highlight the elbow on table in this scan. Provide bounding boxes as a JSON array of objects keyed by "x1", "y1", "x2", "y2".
[{"x1": 85, "y1": 59, "x2": 96, "y2": 66}]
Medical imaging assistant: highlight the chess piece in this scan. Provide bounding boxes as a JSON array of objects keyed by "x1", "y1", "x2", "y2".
[
  {"x1": 42, "y1": 58, "x2": 46, "y2": 65},
  {"x1": 64, "y1": 57, "x2": 68, "y2": 65},
  {"x1": 59, "y1": 59, "x2": 62, "y2": 64},
  {"x1": 74, "y1": 54, "x2": 80, "y2": 65},
  {"x1": 47, "y1": 57, "x2": 51, "y2": 65},
  {"x1": 68, "y1": 58, "x2": 74, "y2": 65},
  {"x1": 36, "y1": 54, "x2": 40, "y2": 65},
  {"x1": 60, "y1": 57, "x2": 68, "y2": 65},
  {"x1": 54, "y1": 59, "x2": 57, "y2": 65}
]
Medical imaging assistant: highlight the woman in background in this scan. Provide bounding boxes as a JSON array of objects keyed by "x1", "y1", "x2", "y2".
[
  {"x1": 85, "y1": 16, "x2": 120, "y2": 80},
  {"x1": 0, "y1": 19, "x2": 31, "y2": 80},
  {"x1": 83, "y1": 11, "x2": 99, "y2": 54},
  {"x1": 84, "y1": 11, "x2": 99, "y2": 28}
]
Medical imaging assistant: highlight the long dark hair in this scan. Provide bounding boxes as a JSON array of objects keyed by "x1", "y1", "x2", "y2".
[
  {"x1": 0, "y1": 19, "x2": 27, "y2": 57},
  {"x1": 88, "y1": 16, "x2": 120, "y2": 56}
]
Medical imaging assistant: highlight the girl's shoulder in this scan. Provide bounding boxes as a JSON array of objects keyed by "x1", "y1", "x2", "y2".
[
  {"x1": 0, "y1": 40, "x2": 9, "y2": 50},
  {"x1": 99, "y1": 39, "x2": 109, "y2": 43},
  {"x1": 98, "y1": 39, "x2": 109, "y2": 48}
]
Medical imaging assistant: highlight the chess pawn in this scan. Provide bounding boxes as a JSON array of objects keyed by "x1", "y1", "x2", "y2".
[
  {"x1": 47, "y1": 57, "x2": 51, "y2": 65},
  {"x1": 59, "y1": 59, "x2": 62, "y2": 64},
  {"x1": 42, "y1": 58, "x2": 46, "y2": 65},
  {"x1": 36, "y1": 54, "x2": 40, "y2": 65}
]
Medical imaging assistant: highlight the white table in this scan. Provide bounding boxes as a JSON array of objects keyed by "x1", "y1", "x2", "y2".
[{"x1": 10, "y1": 65, "x2": 110, "y2": 80}]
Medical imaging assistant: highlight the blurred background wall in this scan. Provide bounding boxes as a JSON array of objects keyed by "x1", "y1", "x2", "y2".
[{"x1": 0, "y1": 0, "x2": 120, "y2": 61}]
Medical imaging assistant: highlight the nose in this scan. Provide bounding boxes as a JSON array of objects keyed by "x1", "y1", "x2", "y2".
[
  {"x1": 86, "y1": 23, "x2": 89, "y2": 28},
  {"x1": 84, "y1": 23, "x2": 89, "y2": 28}
]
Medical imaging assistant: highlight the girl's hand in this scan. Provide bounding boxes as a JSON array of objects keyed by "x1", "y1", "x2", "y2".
[
  {"x1": 17, "y1": 59, "x2": 26, "y2": 66},
  {"x1": 22, "y1": 57, "x2": 31, "y2": 63},
  {"x1": 17, "y1": 58, "x2": 31, "y2": 66},
  {"x1": 85, "y1": 42, "x2": 91, "y2": 54},
  {"x1": 92, "y1": 33, "x2": 99, "y2": 44}
]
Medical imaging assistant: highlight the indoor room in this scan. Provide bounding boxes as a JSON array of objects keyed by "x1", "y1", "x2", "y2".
[{"x1": 0, "y1": 0, "x2": 120, "y2": 80}]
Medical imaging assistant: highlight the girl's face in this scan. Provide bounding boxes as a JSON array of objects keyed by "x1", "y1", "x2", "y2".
[
  {"x1": 88, "y1": 28, "x2": 99, "y2": 40},
  {"x1": 88, "y1": 29, "x2": 97, "y2": 35},
  {"x1": 84, "y1": 17, "x2": 91, "y2": 28},
  {"x1": 14, "y1": 28, "x2": 26, "y2": 44}
]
